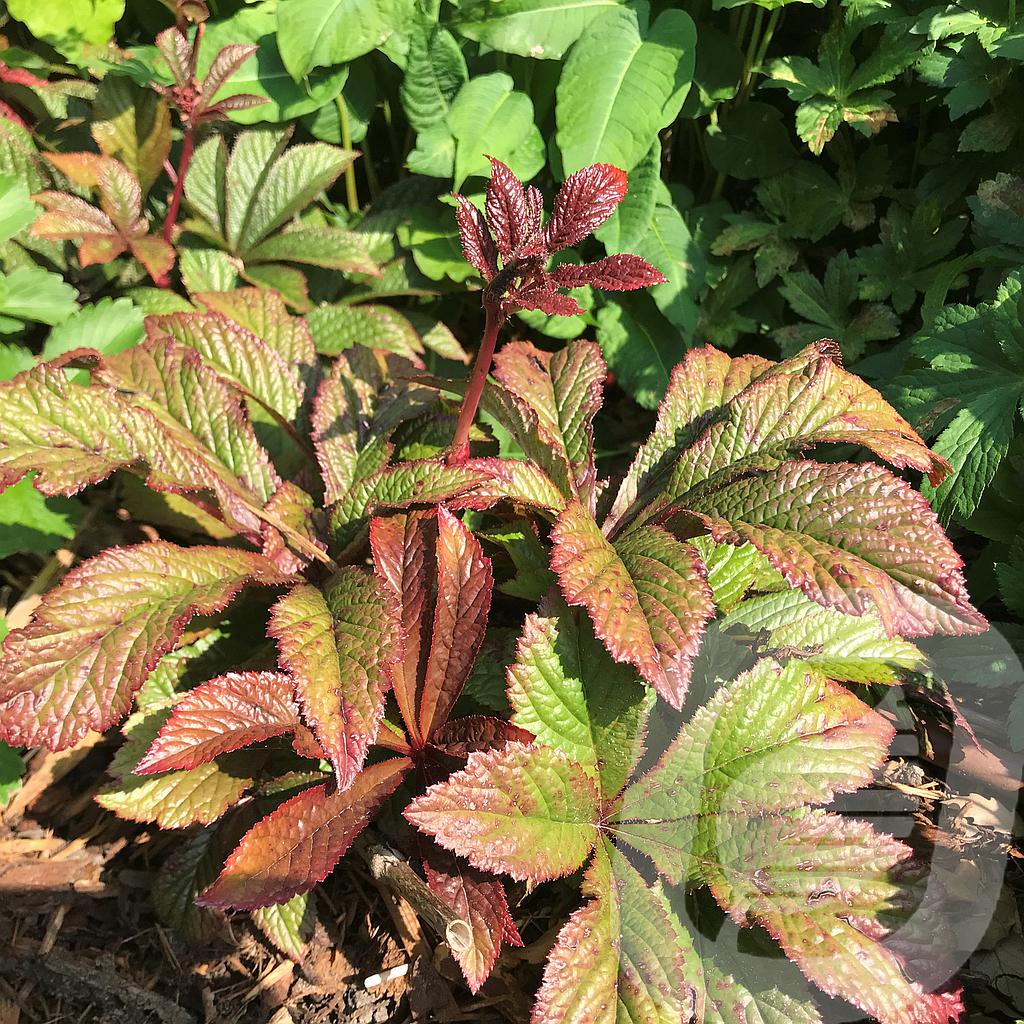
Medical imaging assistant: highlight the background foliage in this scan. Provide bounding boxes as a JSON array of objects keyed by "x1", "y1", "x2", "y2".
[{"x1": 0, "y1": 0, "x2": 1022, "y2": 1017}]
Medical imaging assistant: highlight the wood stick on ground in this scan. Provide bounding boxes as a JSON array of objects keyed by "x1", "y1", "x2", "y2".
[{"x1": 354, "y1": 834, "x2": 473, "y2": 958}]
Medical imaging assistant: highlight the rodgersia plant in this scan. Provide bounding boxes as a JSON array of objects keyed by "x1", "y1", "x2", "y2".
[{"x1": 0, "y1": 158, "x2": 984, "y2": 1022}]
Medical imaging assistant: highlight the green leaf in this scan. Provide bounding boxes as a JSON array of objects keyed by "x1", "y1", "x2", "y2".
[
  {"x1": 152, "y1": 825, "x2": 226, "y2": 943},
  {"x1": 997, "y1": 540, "x2": 1024, "y2": 621},
  {"x1": 198, "y1": 5, "x2": 348, "y2": 124},
  {"x1": 0, "y1": 476, "x2": 81, "y2": 560},
  {"x1": 705, "y1": 102, "x2": 799, "y2": 180},
  {"x1": 777, "y1": 252, "x2": 899, "y2": 361},
  {"x1": 448, "y1": 73, "x2": 545, "y2": 188},
  {"x1": 0, "y1": 343, "x2": 35, "y2": 380},
  {"x1": 97, "y1": 708, "x2": 252, "y2": 828},
  {"x1": 400, "y1": 21, "x2": 468, "y2": 132},
  {"x1": 855, "y1": 203, "x2": 966, "y2": 314},
  {"x1": 764, "y1": 18, "x2": 920, "y2": 153},
  {"x1": 533, "y1": 839, "x2": 693, "y2": 1024},
  {"x1": 897, "y1": 270, "x2": 1024, "y2": 519},
  {"x1": 633, "y1": 201, "x2": 702, "y2": 333},
  {"x1": 722, "y1": 588, "x2": 925, "y2": 683},
  {"x1": 0, "y1": 266, "x2": 79, "y2": 331},
  {"x1": 276, "y1": 0, "x2": 402, "y2": 81},
  {"x1": 555, "y1": 5, "x2": 696, "y2": 174},
  {"x1": 970, "y1": 174, "x2": 1024, "y2": 249},
  {"x1": 246, "y1": 227, "x2": 377, "y2": 274},
  {"x1": 405, "y1": 742, "x2": 600, "y2": 882},
  {"x1": 43, "y1": 297, "x2": 146, "y2": 366},
  {"x1": 307, "y1": 302, "x2": 422, "y2": 357},
  {"x1": 508, "y1": 606, "x2": 650, "y2": 797},
  {"x1": 0, "y1": 173, "x2": 38, "y2": 243},
  {"x1": 595, "y1": 140, "x2": 660, "y2": 253},
  {"x1": 615, "y1": 659, "x2": 894, "y2": 881},
  {"x1": 0, "y1": 742, "x2": 23, "y2": 808},
  {"x1": 252, "y1": 892, "x2": 317, "y2": 961},
  {"x1": 398, "y1": 203, "x2": 479, "y2": 282},
  {"x1": 452, "y1": 0, "x2": 621, "y2": 60},
  {"x1": 595, "y1": 294, "x2": 680, "y2": 410},
  {"x1": 6, "y1": 0, "x2": 124, "y2": 61}
]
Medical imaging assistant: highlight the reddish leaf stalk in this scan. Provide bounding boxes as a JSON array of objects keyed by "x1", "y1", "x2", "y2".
[
  {"x1": 447, "y1": 294, "x2": 505, "y2": 465},
  {"x1": 161, "y1": 125, "x2": 194, "y2": 250},
  {"x1": 157, "y1": 22, "x2": 205, "y2": 285}
]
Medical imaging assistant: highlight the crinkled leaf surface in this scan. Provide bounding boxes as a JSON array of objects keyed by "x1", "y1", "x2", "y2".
[
  {"x1": 492, "y1": 339, "x2": 605, "y2": 501},
  {"x1": 508, "y1": 606, "x2": 651, "y2": 796},
  {"x1": 551, "y1": 499, "x2": 714, "y2": 708},
  {"x1": 0, "y1": 543, "x2": 287, "y2": 749},
  {"x1": 423, "y1": 839, "x2": 522, "y2": 994},
  {"x1": 370, "y1": 506, "x2": 492, "y2": 744},
  {"x1": 683, "y1": 459, "x2": 986, "y2": 638},
  {"x1": 533, "y1": 838, "x2": 694, "y2": 1024},
  {"x1": 200, "y1": 757, "x2": 410, "y2": 909},
  {"x1": 406, "y1": 742, "x2": 600, "y2": 882},
  {"x1": 722, "y1": 588, "x2": 925, "y2": 684},
  {"x1": 135, "y1": 671, "x2": 302, "y2": 774},
  {"x1": 97, "y1": 708, "x2": 253, "y2": 828},
  {"x1": 269, "y1": 573, "x2": 400, "y2": 790}
]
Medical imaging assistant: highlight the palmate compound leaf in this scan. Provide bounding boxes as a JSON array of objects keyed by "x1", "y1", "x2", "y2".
[
  {"x1": 550, "y1": 499, "x2": 714, "y2": 708},
  {"x1": 409, "y1": 652, "x2": 957, "y2": 1024},
  {"x1": 135, "y1": 671, "x2": 303, "y2": 775},
  {"x1": 0, "y1": 543, "x2": 288, "y2": 750},
  {"x1": 268, "y1": 572, "x2": 401, "y2": 791},
  {"x1": 199, "y1": 757, "x2": 411, "y2": 910},
  {"x1": 370, "y1": 506, "x2": 492, "y2": 745}
]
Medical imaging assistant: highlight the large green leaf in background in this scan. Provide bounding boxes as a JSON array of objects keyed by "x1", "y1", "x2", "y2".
[
  {"x1": 6, "y1": 0, "x2": 124, "y2": 61},
  {"x1": 447, "y1": 74, "x2": 545, "y2": 188},
  {"x1": 555, "y1": 2, "x2": 696, "y2": 174},
  {"x1": 198, "y1": 3, "x2": 348, "y2": 124},
  {"x1": 276, "y1": 0, "x2": 409, "y2": 81},
  {"x1": 451, "y1": 0, "x2": 622, "y2": 60},
  {"x1": 401, "y1": 21, "x2": 468, "y2": 132}
]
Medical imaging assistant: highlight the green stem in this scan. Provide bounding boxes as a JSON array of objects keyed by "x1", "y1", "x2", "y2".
[
  {"x1": 336, "y1": 96, "x2": 359, "y2": 215},
  {"x1": 739, "y1": 6, "x2": 766, "y2": 101},
  {"x1": 1010, "y1": 0, "x2": 1017, "y2": 28},
  {"x1": 751, "y1": 9, "x2": 781, "y2": 81}
]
